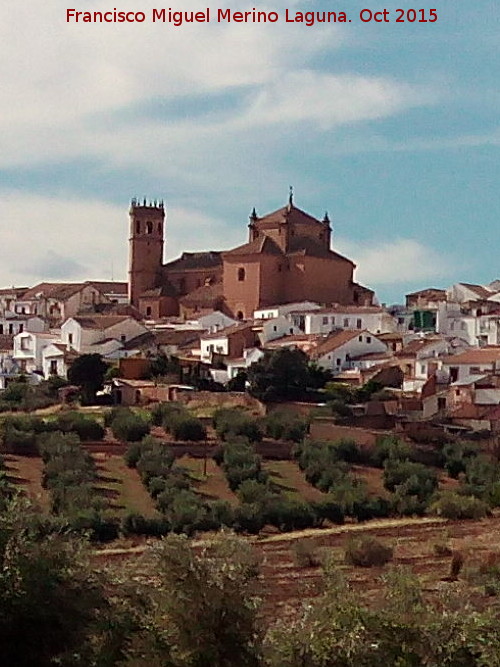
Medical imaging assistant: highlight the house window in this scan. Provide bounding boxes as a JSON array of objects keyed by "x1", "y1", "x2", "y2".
[
  {"x1": 356, "y1": 319, "x2": 362, "y2": 329},
  {"x1": 238, "y1": 267, "x2": 246, "y2": 281},
  {"x1": 367, "y1": 336, "x2": 371, "y2": 343},
  {"x1": 420, "y1": 364, "x2": 426, "y2": 375},
  {"x1": 273, "y1": 326, "x2": 277, "y2": 332},
  {"x1": 331, "y1": 316, "x2": 335, "y2": 325},
  {"x1": 120, "y1": 335, "x2": 126, "y2": 343},
  {"x1": 68, "y1": 333, "x2": 73, "y2": 345},
  {"x1": 19, "y1": 324, "x2": 23, "y2": 333},
  {"x1": 343, "y1": 318, "x2": 349, "y2": 327},
  {"x1": 237, "y1": 311, "x2": 244, "y2": 320},
  {"x1": 358, "y1": 335, "x2": 363, "y2": 342},
  {"x1": 49, "y1": 360, "x2": 58, "y2": 375},
  {"x1": 8, "y1": 324, "x2": 13, "y2": 334},
  {"x1": 146, "y1": 221, "x2": 153, "y2": 234},
  {"x1": 0, "y1": 325, "x2": 3, "y2": 334},
  {"x1": 336, "y1": 358, "x2": 341, "y2": 366},
  {"x1": 322, "y1": 317, "x2": 328, "y2": 325},
  {"x1": 146, "y1": 306, "x2": 152, "y2": 317}
]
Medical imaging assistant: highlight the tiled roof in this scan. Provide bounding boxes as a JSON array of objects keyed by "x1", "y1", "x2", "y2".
[
  {"x1": 201, "y1": 321, "x2": 255, "y2": 341},
  {"x1": 163, "y1": 251, "x2": 222, "y2": 271},
  {"x1": 396, "y1": 337, "x2": 445, "y2": 357},
  {"x1": 406, "y1": 288, "x2": 446, "y2": 298},
  {"x1": 223, "y1": 236, "x2": 283, "y2": 257},
  {"x1": 287, "y1": 236, "x2": 354, "y2": 264},
  {"x1": 140, "y1": 281, "x2": 177, "y2": 298},
  {"x1": 459, "y1": 283, "x2": 496, "y2": 300},
  {"x1": 155, "y1": 329, "x2": 201, "y2": 346},
  {"x1": 350, "y1": 351, "x2": 393, "y2": 361},
  {"x1": 21, "y1": 282, "x2": 86, "y2": 300},
  {"x1": 72, "y1": 315, "x2": 130, "y2": 330},
  {"x1": 310, "y1": 330, "x2": 365, "y2": 359},
  {"x1": 304, "y1": 305, "x2": 386, "y2": 315},
  {"x1": 253, "y1": 203, "x2": 326, "y2": 228},
  {"x1": 442, "y1": 347, "x2": 500, "y2": 365},
  {"x1": 0, "y1": 287, "x2": 29, "y2": 297},
  {"x1": 179, "y1": 282, "x2": 223, "y2": 307},
  {"x1": 87, "y1": 281, "x2": 128, "y2": 294},
  {"x1": 122, "y1": 331, "x2": 156, "y2": 350}
]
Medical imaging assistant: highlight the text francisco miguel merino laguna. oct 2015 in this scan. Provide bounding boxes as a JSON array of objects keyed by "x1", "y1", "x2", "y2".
[{"x1": 65, "y1": 7, "x2": 439, "y2": 26}]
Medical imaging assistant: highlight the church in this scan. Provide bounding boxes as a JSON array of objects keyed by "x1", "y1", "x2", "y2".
[{"x1": 128, "y1": 192, "x2": 374, "y2": 320}]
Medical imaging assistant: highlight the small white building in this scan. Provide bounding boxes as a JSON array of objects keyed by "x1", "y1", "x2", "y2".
[
  {"x1": 13, "y1": 331, "x2": 61, "y2": 374},
  {"x1": 291, "y1": 306, "x2": 397, "y2": 336},
  {"x1": 253, "y1": 301, "x2": 320, "y2": 320},
  {"x1": 61, "y1": 315, "x2": 148, "y2": 353},
  {"x1": 256, "y1": 316, "x2": 300, "y2": 345},
  {"x1": 309, "y1": 330, "x2": 388, "y2": 374},
  {"x1": 442, "y1": 346, "x2": 500, "y2": 383}
]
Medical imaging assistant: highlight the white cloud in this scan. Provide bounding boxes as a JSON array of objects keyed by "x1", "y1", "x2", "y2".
[
  {"x1": 0, "y1": 0, "x2": 436, "y2": 170},
  {"x1": 0, "y1": 191, "x2": 241, "y2": 287},
  {"x1": 337, "y1": 238, "x2": 454, "y2": 285}
]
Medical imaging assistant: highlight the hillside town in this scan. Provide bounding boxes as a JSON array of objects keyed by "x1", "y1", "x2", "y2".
[{"x1": 1, "y1": 197, "x2": 500, "y2": 438}]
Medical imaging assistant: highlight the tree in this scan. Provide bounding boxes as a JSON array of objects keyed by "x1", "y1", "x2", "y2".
[
  {"x1": 67, "y1": 354, "x2": 108, "y2": 405},
  {"x1": 247, "y1": 348, "x2": 311, "y2": 402},
  {"x1": 0, "y1": 500, "x2": 109, "y2": 666},
  {"x1": 155, "y1": 532, "x2": 261, "y2": 667}
]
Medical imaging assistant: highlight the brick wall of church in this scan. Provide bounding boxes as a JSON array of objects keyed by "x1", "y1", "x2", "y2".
[
  {"x1": 163, "y1": 267, "x2": 222, "y2": 296},
  {"x1": 223, "y1": 258, "x2": 261, "y2": 319}
]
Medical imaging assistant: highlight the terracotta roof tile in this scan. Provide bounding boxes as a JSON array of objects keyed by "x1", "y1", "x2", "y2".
[
  {"x1": 72, "y1": 315, "x2": 130, "y2": 330},
  {"x1": 163, "y1": 251, "x2": 222, "y2": 271},
  {"x1": 223, "y1": 236, "x2": 283, "y2": 257}
]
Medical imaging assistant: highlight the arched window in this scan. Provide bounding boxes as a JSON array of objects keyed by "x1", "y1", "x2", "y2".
[
  {"x1": 146, "y1": 221, "x2": 153, "y2": 234},
  {"x1": 238, "y1": 267, "x2": 245, "y2": 281},
  {"x1": 146, "y1": 306, "x2": 152, "y2": 317},
  {"x1": 135, "y1": 220, "x2": 141, "y2": 234},
  {"x1": 237, "y1": 311, "x2": 244, "y2": 320}
]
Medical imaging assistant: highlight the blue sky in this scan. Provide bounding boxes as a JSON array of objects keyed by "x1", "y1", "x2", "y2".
[{"x1": 1, "y1": 0, "x2": 498, "y2": 303}]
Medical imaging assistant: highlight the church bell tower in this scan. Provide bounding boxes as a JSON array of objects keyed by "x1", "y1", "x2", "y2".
[{"x1": 128, "y1": 198, "x2": 165, "y2": 306}]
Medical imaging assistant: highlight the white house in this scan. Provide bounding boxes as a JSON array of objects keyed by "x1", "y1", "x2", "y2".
[
  {"x1": 309, "y1": 330, "x2": 388, "y2": 374},
  {"x1": 256, "y1": 316, "x2": 301, "y2": 345},
  {"x1": 0, "y1": 315, "x2": 46, "y2": 336},
  {"x1": 13, "y1": 331, "x2": 61, "y2": 374},
  {"x1": 442, "y1": 346, "x2": 500, "y2": 383},
  {"x1": 253, "y1": 301, "x2": 320, "y2": 320},
  {"x1": 291, "y1": 306, "x2": 397, "y2": 336},
  {"x1": 61, "y1": 315, "x2": 148, "y2": 353}
]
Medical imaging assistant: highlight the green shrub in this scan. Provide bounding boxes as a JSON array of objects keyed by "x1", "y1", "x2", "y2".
[
  {"x1": 233, "y1": 502, "x2": 265, "y2": 534},
  {"x1": 428, "y1": 492, "x2": 489, "y2": 520},
  {"x1": 2, "y1": 426, "x2": 38, "y2": 455},
  {"x1": 222, "y1": 440, "x2": 268, "y2": 490},
  {"x1": 111, "y1": 413, "x2": 150, "y2": 442},
  {"x1": 264, "y1": 411, "x2": 308, "y2": 442},
  {"x1": 344, "y1": 535, "x2": 393, "y2": 567},
  {"x1": 383, "y1": 459, "x2": 438, "y2": 501},
  {"x1": 213, "y1": 408, "x2": 263, "y2": 443},
  {"x1": 56, "y1": 412, "x2": 105, "y2": 441},
  {"x1": 121, "y1": 512, "x2": 170, "y2": 537},
  {"x1": 292, "y1": 539, "x2": 320, "y2": 568},
  {"x1": 311, "y1": 498, "x2": 345, "y2": 525},
  {"x1": 171, "y1": 415, "x2": 206, "y2": 441},
  {"x1": 371, "y1": 435, "x2": 411, "y2": 467}
]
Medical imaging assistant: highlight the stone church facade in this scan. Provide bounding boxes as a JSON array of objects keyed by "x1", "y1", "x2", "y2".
[{"x1": 128, "y1": 195, "x2": 374, "y2": 320}]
